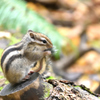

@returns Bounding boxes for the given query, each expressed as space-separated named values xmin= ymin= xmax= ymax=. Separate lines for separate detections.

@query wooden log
xmin=0 ymin=73 xmax=53 ymax=100
xmin=0 ymin=73 xmax=100 ymax=100
xmin=46 ymin=80 xmax=100 ymax=100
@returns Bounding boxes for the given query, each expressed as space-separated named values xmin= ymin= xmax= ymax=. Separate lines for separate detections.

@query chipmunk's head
xmin=23 ymin=30 xmax=53 ymax=61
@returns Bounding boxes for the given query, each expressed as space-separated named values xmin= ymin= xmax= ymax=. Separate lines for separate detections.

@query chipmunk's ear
xmin=28 ymin=30 xmax=35 ymax=40
xmin=30 ymin=33 xmax=35 ymax=40
xmin=28 ymin=30 xmax=33 ymax=33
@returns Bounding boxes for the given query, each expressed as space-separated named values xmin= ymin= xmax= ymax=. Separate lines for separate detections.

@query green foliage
xmin=9 ymin=36 xmax=20 ymax=45
xmin=0 ymin=87 xmax=3 ymax=91
xmin=0 ymin=0 xmax=64 ymax=59
xmin=0 ymin=75 xmax=4 ymax=79
xmin=44 ymin=88 xmax=50 ymax=99
xmin=43 ymin=83 xmax=52 ymax=99
xmin=5 ymin=80 xmax=9 ymax=84
xmin=89 ymin=40 xmax=100 ymax=48
xmin=46 ymin=76 xmax=56 ymax=80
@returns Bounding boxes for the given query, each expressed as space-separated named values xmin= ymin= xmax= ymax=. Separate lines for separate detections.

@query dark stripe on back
xmin=1 ymin=43 xmax=23 ymax=67
xmin=5 ymin=54 xmax=22 ymax=73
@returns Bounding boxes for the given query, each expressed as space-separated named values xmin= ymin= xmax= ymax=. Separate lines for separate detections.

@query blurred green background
xmin=0 ymin=0 xmax=100 ymax=94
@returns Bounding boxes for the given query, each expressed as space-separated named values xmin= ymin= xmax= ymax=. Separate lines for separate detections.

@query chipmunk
xmin=0 ymin=30 xmax=53 ymax=85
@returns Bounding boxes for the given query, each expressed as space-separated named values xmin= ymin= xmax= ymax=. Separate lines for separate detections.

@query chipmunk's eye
xmin=42 ymin=40 xmax=47 ymax=43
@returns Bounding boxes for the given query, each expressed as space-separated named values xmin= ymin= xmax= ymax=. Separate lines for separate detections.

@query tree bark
xmin=46 ymin=80 xmax=100 ymax=100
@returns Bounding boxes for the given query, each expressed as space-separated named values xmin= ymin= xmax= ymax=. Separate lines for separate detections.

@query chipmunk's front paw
xmin=28 ymin=71 xmax=34 ymax=75
xmin=22 ymin=75 xmax=30 ymax=82
xmin=22 ymin=71 xmax=34 ymax=82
